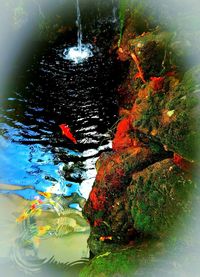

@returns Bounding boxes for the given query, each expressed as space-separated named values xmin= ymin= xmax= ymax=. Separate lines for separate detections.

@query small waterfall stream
xmin=63 ymin=0 xmax=93 ymax=64
xmin=76 ymin=0 xmax=82 ymax=51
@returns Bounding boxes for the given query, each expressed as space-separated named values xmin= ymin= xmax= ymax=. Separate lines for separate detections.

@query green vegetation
xmin=118 ymin=0 xmax=129 ymax=47
xmin=129 ymin=159 xmax=195 ymax=236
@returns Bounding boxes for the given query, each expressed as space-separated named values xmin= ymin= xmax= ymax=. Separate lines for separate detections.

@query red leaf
xmin=150 ymin=76 xmax=165 ymax=91
xmin=173 ymin=153 xmax=191 ymax=171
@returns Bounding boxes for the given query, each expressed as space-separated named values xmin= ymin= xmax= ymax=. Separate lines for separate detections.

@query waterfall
xmin=76 ymin=0 xmax=82 ymax=52
xmin=112 ymin=0 xmax=118 ymax=23
xmin=63 ymin=0 xmax=93 ymax=64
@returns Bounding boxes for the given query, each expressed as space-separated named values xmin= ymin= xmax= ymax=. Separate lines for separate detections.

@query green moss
xmin=136 ymin=102 xmax=160 ymax=132
xmin=79 ymin=240 xmax=163 ymax=277
xmin=158 ymin=112 xmax=198 ymax=161
xmin=131 ymin=64 xmax=200 ymax=161
xmin=128 ymin=159 xmax=196 ymax=237
xmin=118 ymin=0 xmax=129 ymax=47
xmin=135 ymin=98 xmax=142 ymax=104
xmin=80 ymin=233 xmax=200 ymax=277
xmin=80 ymin=248 xmax=136 ymax=277
xmin=160 ymin=66 xmax=200 ymax=161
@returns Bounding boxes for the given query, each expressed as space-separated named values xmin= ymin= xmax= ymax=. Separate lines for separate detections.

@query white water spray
xmin=63 ymin=0 xmax=93 ymax=64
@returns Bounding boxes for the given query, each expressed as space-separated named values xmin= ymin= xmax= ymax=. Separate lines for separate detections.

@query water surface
xmin=0 ymin=21 xmax=120 ymax=275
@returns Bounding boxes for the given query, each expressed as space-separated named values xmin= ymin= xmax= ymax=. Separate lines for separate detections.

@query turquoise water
xmin=0 ymin=136 xmax=81 ymax=200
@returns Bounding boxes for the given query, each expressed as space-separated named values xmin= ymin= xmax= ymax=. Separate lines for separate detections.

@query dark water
xmin=0 ymin=35 xmax=120 ymax=205
xmin=0 ymin=8 xmax=122 ymax=273
xmin=0 ymin=35 xmax=121 ymax=277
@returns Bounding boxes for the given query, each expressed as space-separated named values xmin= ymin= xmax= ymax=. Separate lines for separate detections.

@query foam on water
xmin=63 ymin=43 xmax=93 ymax=64
xmin=63 ymin=0 xmax=93 ymax=64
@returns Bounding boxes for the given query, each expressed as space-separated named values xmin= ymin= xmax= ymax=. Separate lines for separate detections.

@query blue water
xmin=0 ymin=136 xmax=81 ymax=200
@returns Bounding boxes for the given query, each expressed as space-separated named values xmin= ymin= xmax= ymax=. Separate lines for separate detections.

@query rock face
xmin=81 ymin=1 xmax=199 ymax=276
xmin=83 ymin=146 xmax=172 ymax=254
xmin=129 ymin=159 xmax=194 ymax=237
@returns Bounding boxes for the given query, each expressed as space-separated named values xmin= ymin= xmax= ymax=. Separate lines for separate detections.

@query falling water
xmin=111 ymin=0 xmax=118 ymax=23
xmin=76 ymin=0 xmax=82 ymax=51
xmin=63 ymin=0 xmax=93 ymax=64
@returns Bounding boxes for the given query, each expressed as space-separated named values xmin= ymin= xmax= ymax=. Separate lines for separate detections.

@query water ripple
xmin=0 ymin=39 xmax=119 ymax=202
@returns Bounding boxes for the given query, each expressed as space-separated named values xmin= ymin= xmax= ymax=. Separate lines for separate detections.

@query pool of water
xmin=0 ymin=18 xmax=121 ymax=275
xmin=0 ymin=38 xmax=119 ymax=202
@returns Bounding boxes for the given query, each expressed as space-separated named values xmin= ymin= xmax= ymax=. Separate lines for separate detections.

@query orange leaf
xmin=99 ymin=236 xmax=112 ymax=241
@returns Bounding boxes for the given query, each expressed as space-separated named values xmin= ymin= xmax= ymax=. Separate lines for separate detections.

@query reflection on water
xmin=0 ymin=38 xmax=118 ymax=200
xmin=10 ymin=194 xmax=90 ymax=274
xmin=0 ymin=194 xmax=90 ymax=276
xmin=0 ymin=22 xmax=120 ymax=274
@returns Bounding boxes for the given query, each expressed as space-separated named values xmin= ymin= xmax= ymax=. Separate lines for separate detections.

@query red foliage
xmin=112 ymin=118 xmax=133 ymax=151
xmin=96 ymin=168 xmax=106 ymax=182
xmin=166 ymin=71 xmax=176 ymax=77
xmin=131 ymin=52 xmax=146 ymax=83
xmin=134 ymin=72 xmax=144 ymax=81
xmin=150 ymin=76 xmax=165 ymax=91
xmin=89 ymin=188 xmax=107 ymax=211
xmin=173 ymin=153 xmax=191 ymax=171
xmin=30 ymin=203 xmax=37 ymax=210
xmin=115 ymin=167 xmax=125 ymax=177
xmin=106 ymin=167 xmax=125 ymax=188
xmin=112 ymin=118 xmax=140 ymax=151
xmin=117 ymin=117 xmax=130 ymax=133
xmin=94 ymin=219 xmax=103 ymax=227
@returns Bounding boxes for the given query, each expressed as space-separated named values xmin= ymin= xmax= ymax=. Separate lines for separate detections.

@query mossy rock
xmin=131 ymin=65 xmax=200 ymax=162
xmin=121 ymin=1 xmax=200 ymax=70
xmin=128 ymin=159 xmax=196 ymax=237
xmin=87 ymin=231 xmax=123 ymax=257
xmin=128 ymin=31 xmax=173 ymax=78
xmin=158 ymin=66 xmax=200 ymax=161
xmin=127 ymin=27 xmax=200 ymax=80
xmin=79 ymin=241 xmax=161 ymax=277
xmin=83 ymin=146 xmax=172 ymax=255
xmin=80 ymin=236 xmax=199 ymax=277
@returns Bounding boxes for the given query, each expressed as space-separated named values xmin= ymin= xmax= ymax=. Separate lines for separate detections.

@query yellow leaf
xmin=34 ymin=208 xmax=42 ymax=217
xmin=167 ymin=110 xmax=175 ymax=117
xmin=151 ymin=129 xmax=158 ymax=136
xmin=99 ymin=236 xmax=112 ymax=241
xmin=38 ymin=225 xmax=51 ymax=236
xmin=39 ymin=192 xmax=52 ymax=198
xmin=16 ymin=212 xmax=29 ymax=223
xmin=96 ymin=252 xmax=111 ymax=259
